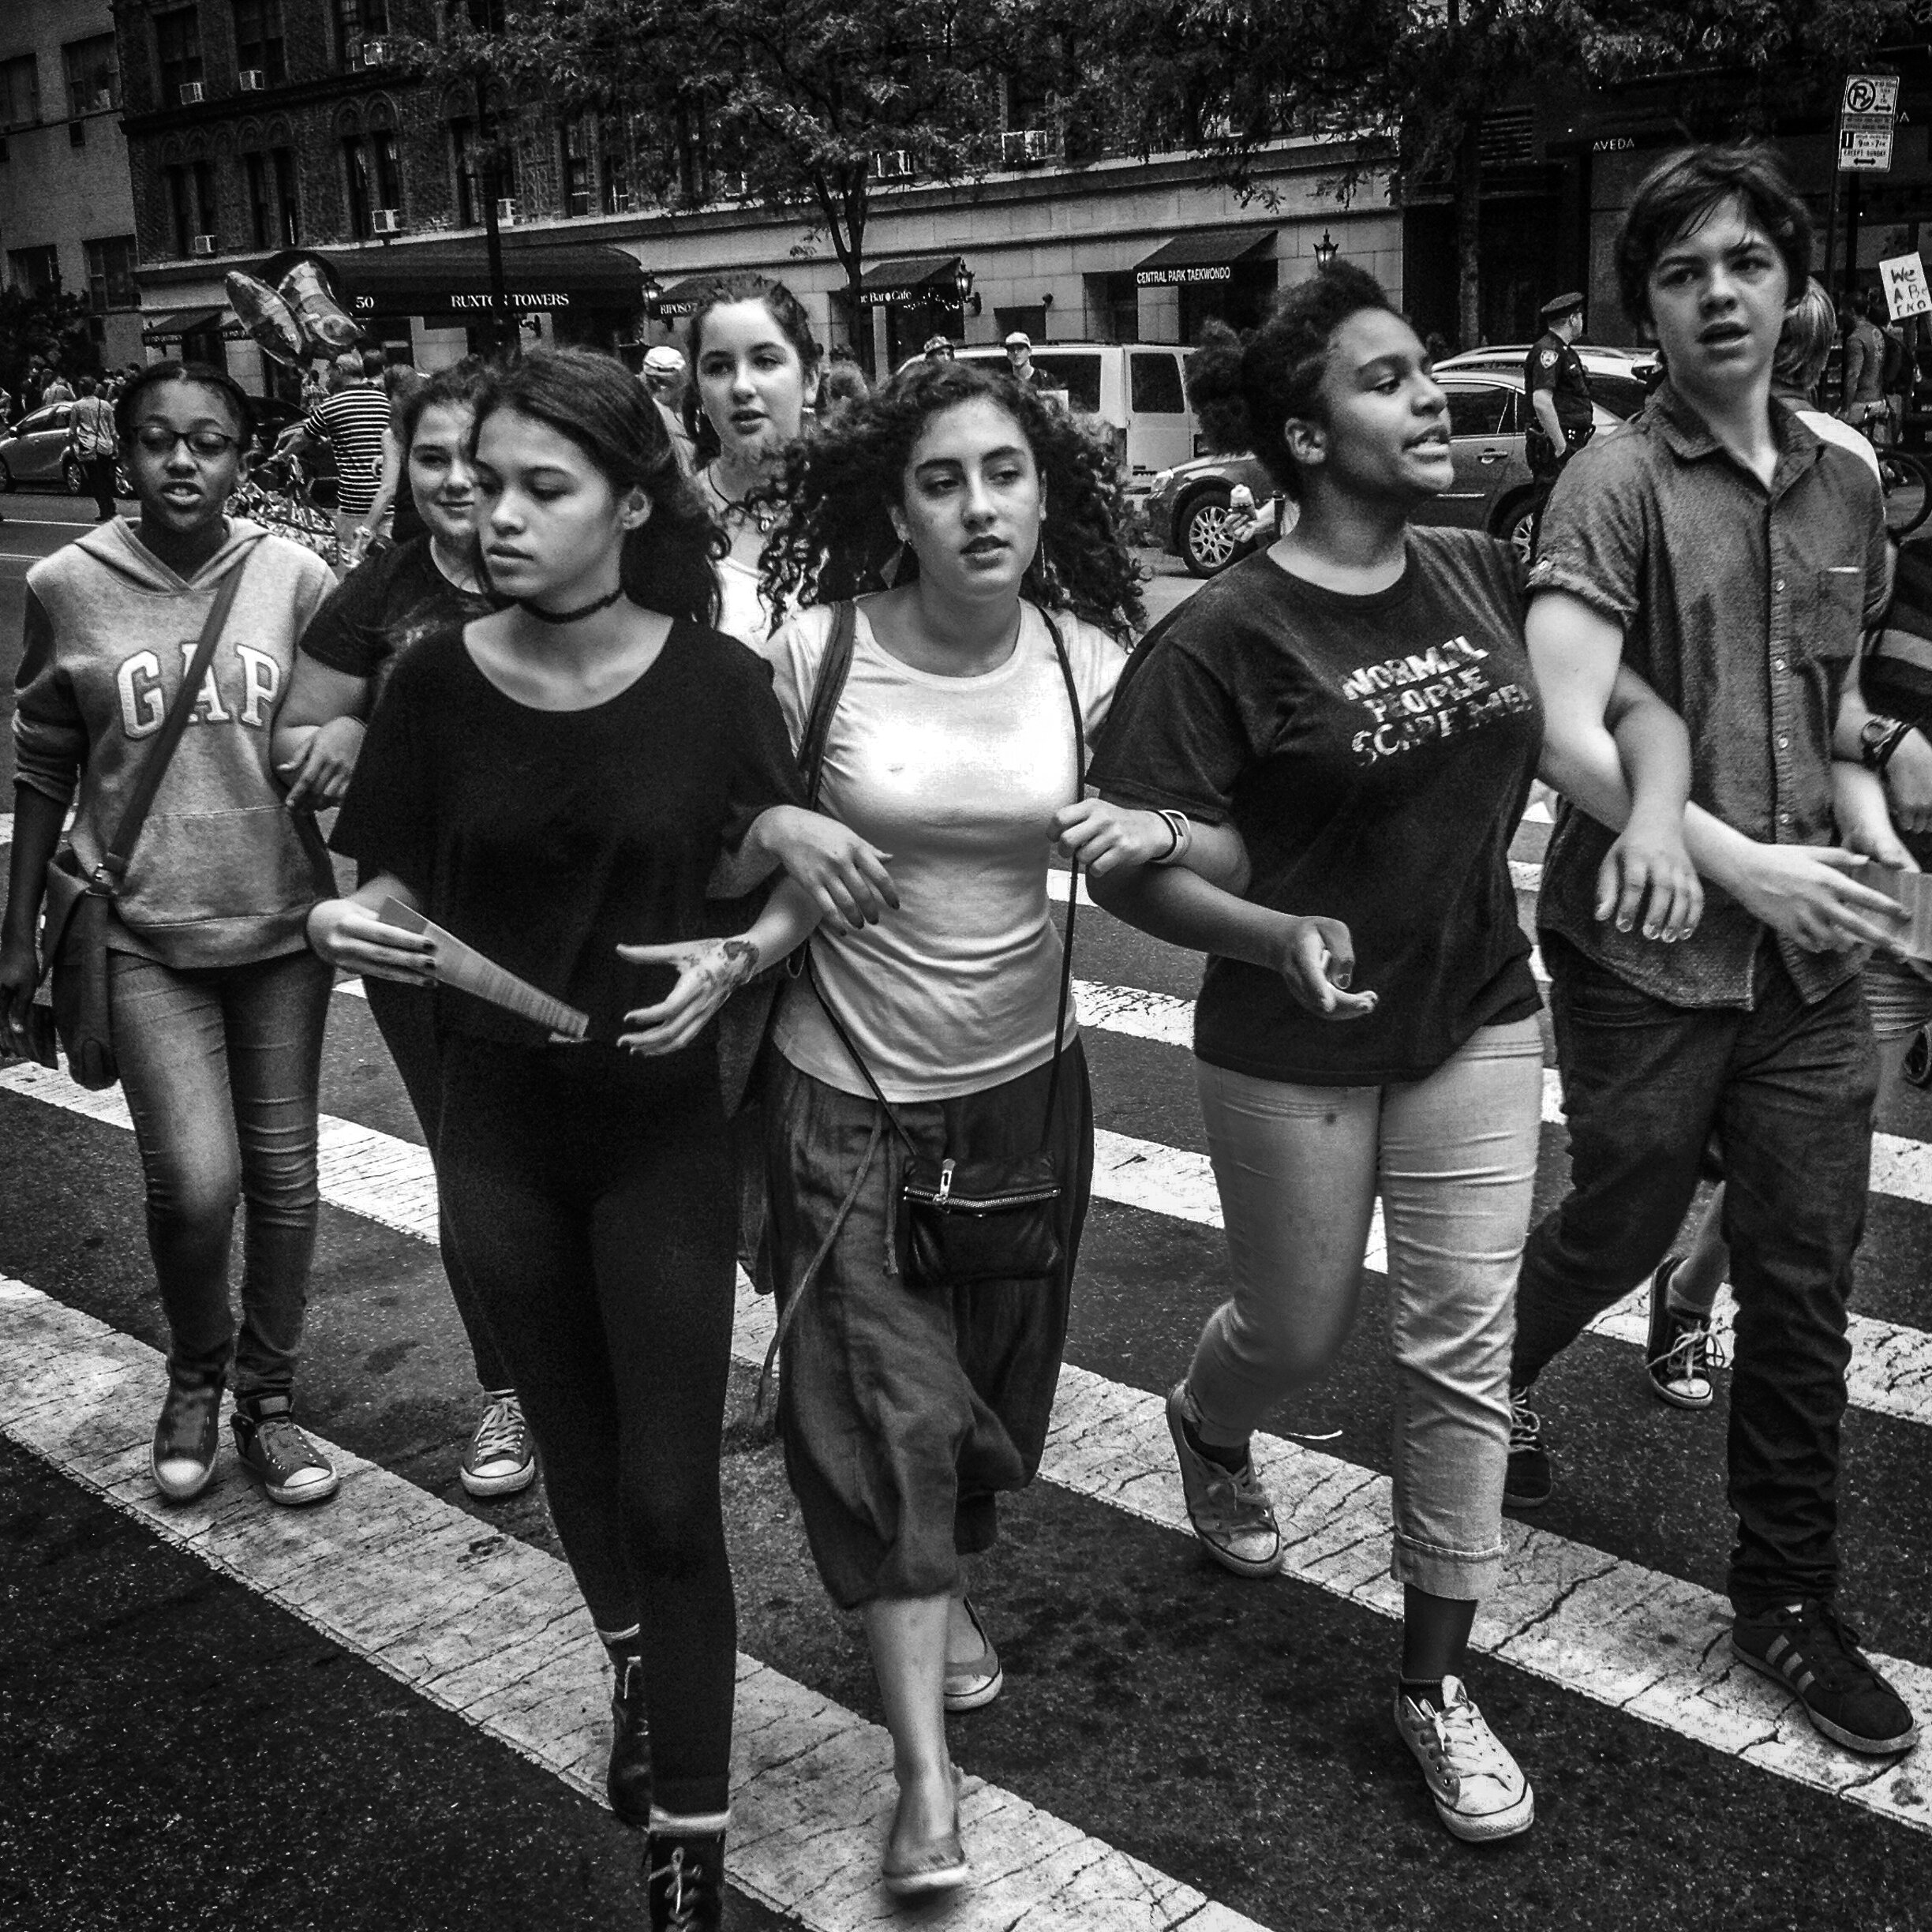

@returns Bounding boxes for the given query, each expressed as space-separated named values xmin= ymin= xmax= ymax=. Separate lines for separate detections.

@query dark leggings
xmin=437 ymin=1036 xmax=739 ymax=1817
xmin=360 ymin=976 xmax=512 ymax=1394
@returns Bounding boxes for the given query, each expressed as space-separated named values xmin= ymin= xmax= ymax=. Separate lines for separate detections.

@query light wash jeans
xmin=109 ymin=945 xmax=332 ymax=1402
xmin=1187 ymin=1018 xmax=1544 ymax=1601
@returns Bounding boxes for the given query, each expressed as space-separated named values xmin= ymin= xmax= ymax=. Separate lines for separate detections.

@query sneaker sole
xmin=150 ymin=1447 xmax=218 ymax=1503
xmin=459 ymin=1459 xmax=537 ymax=1499
xmin=1645 ymin=1372 xmax=1714 ymax=1411
xmin=1434 ymin=1784 xmax=1535 ymax=1844
xmin=1503 ymin=1476 xmax=1551 ymax=1511
xmin=243 ymin=1465 xmax=341 ymax=1507
xmin=1164 ymin=1399 xmax=1284 ymax=1578
xmin=943 ymin=1663 xmax=1004 ymax=1714
xmin=1730 ymin=1638 xmax=1922 ymax=1756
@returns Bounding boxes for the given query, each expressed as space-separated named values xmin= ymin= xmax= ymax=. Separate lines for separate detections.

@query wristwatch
xmin=1861 ymin=714 xmax=1915 ymax=773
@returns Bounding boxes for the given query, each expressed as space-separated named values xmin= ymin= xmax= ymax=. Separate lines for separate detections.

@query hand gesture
xmin=1051 ymin=799 xmax=1177 ymax=877
xmin=279 ymin=717 xmax=365 ymax=812
xmin=1594 ymin=814 xmax=1702 ymax=942
xmin=305 ymin=898 xmax=435 ymax=985
xmin=1272 ymin=915 xmax=1377 ymax=1021
xmin=616 ymin=936 xmax=759 ymax=1055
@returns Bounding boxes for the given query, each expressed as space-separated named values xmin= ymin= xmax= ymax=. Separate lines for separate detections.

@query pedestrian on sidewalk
xmin=277 ymin=348 xmax=391 ymax=575
xmin=66 ymin=375 xmax=121 ymax=522
xmin=305 ymin=347 xmax=824 ymax=1931
xmin=0 ymin=361 xmax=340 ymax=1511
xmin=751 ymin=359 xmax=1199 ymax=1898
xmin=1084 ymin=262 xmax=1700 ymax=1844
xmin=1503 ymin=142 xmax=1921 ymax=1762
xmin=269 ymin=358 xmax=539 ymax=1503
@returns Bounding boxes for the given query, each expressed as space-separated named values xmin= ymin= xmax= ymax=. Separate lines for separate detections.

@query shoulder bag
xmin=806 ymin=611 xmax=1084 ymax=1290
xmin=37 ymin=560 xmax=250 ymax=1090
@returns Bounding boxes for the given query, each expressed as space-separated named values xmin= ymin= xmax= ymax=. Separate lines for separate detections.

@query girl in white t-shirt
xmin=748 ymin=361 xmax=1248 ymax=1898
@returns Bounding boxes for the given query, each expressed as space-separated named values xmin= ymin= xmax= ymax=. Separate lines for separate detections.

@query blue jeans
xmin=109 ymin=945 xmax=333 ymax=1402
xmin=1514 ymin=936 xmax=1878 ymax=1612
xmin=1188 ymin=1020 xmax=1544 ymax=1602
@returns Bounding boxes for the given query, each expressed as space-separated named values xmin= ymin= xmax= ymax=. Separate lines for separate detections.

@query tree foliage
xmin=0 ymin=289 xmax=100 ymax=402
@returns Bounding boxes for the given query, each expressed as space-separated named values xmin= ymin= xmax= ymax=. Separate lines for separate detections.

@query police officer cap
xmin=1539 ymin=290 xmax=1586 ymax=322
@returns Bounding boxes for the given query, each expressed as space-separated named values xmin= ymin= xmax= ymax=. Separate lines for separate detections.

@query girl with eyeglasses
xmin=2 ymin=361 xmax=343 ymax=1511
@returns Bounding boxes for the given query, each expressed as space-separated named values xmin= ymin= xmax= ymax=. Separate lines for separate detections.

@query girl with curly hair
xmin=747 ymin=359 xmax=1243 ymax=1897
xmin=308 ymin=347 xmax=822 ymax=1931
xmin=684 ymin=272 xmax=821 ymax=642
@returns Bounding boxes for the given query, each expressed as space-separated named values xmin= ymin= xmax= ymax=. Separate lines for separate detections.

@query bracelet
xmin=1876 ymin=721 xmax=1915 ymax=774
xmin=1151 ymin=809 xmax=1193 ymax=867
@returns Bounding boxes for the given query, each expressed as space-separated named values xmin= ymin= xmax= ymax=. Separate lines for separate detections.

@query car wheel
xmin=1180 ymin=489 xmax=1240 ymax=578
xmin=1908 ymin=1026 xmax=1932 ymax=1090
xmin=62 ymin=455 xmax=88 ymax=496
xmin=1503 ymin=496 xmax=1539 ymax=567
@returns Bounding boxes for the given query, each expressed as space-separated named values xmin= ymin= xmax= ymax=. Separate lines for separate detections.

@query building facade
xmin=1 ymin=0 xmax=144 ymax=372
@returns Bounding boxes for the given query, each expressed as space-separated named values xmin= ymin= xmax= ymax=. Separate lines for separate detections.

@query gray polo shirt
xmin=1531 ymin=383 xmax=1890 ymax=1009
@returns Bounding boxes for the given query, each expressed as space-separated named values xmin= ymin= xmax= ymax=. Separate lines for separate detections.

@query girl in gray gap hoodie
xmin=0 ymin=361 xmax=341 ymax=1511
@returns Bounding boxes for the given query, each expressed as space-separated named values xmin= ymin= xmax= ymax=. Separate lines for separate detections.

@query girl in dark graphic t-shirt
xmin=306 ymin=350 xmax=823 ymax=1932
xmin=1087 ymin=268 xmax=1700 ymax=1847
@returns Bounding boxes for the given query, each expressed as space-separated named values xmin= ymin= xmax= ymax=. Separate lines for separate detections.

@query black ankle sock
xmin=1180 ymin=1412 xmax=1249 ymax=1474
xmin=1401 ymin=1677 xmax=1446 ymax=1713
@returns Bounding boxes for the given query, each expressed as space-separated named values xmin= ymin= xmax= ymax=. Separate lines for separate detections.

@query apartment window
xmin=63 ymin=36 xmax=119 ymax=117
xmin=164 ymin=162 xmax=217 ymax=253
xmin=450 ymin=118 xmax=477 ymax=226
xmin=0 ymin=53 xmax=41 ymax=129
xmin=233 ymin=0 xmax=288 ymax=86
xmin=560 ymin=118 xmax=592 ymax=218
xmin=343 ymin=129 xmax=399 ymax=237
xmin=8 ymin=246 xmax=60 ymax=295
xmin=166 ymin=167 xmax=193 ymax=253
xmin=600 ymin=119 xmax=636 ymax=215
xmin=335 ymin=0 xmax=391 ymax=66
xmin=245 ymin=148 xmax=298 ymax=249
xmin=84 ymin=236 xmax=138 ymax=309
xmin=155 ymin=10 xmax=204 ymax=103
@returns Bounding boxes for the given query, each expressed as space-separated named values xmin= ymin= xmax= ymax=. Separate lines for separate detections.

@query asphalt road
xmin=6 ymin=496 xmax=1932 ymax=1931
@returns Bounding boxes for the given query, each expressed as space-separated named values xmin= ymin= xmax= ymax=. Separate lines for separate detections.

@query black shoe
xmin=646 ymin=1825 xmax=725 ymax=1932
xmin=606 ymin=1647 xmax=652 ymax=1827
xmin=1504 ymin=1387 xmax=1552 ymax=1508
xmin=152 ymin=1372 xmax=223 ymax=1502
xmin=1645 ymin=1258 xmax=1725 ymax=1410
xmin=1732 ymin=1601 xmax=1919 ymax=1756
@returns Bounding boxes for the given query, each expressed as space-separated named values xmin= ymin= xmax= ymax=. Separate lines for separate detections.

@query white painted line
xmin=1511 ymin=860 xmax=1543 ymax=893
xmin=1046 ymin=868 xmax=1095 ymax=908
xmin=0 ymin=1274 xmax=1267 ymax=1932
xmin=0 ymin=812 xmax=10 ymax=847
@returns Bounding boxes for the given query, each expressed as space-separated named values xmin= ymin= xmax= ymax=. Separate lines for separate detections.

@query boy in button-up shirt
xmin=1507 ymin=144 xmax=1919 ymax=1759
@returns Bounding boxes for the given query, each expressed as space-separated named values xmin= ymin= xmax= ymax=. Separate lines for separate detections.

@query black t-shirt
xmin=1088 ymin=530 xmax=1543 ymax=1085
xmin=1526 ymin=330 xmax=1594 ymax=437
xmin=329 ymin=619 xmax=804 ymax=1053
xmin=300 ymin=535 xmax=495 ymax=698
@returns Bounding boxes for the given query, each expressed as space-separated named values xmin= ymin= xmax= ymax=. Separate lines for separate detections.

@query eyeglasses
xmin=133 ymin=426 xmax=241 ymax=459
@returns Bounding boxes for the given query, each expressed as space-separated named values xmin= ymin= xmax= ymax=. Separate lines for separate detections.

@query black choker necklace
xmin=518 ymin=585 xmax=627 ymax=624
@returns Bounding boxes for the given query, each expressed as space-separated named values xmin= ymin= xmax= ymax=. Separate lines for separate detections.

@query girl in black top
xmin=272 ymin=361 xmax=539 ymax=1505
xmin=307 ymin=349 xmax=819 ymax=1931
xmin=1088 ymin=267 xmax=1697 ymax=1847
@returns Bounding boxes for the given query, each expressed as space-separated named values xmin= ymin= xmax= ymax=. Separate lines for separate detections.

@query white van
xmin=895 ymin=342 xmax=1196 ymax=493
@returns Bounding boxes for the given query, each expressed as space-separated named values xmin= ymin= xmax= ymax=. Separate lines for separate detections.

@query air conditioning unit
xmin=871 ymin=149 xmax=912 ymax=180
xmin=238 ymin=69 xmax=264 ymax=91
xmin=361 ymin=38 xmax=391 ymax=66
xmin=90 ymin=89 xmax=114 ymax=110
xmin=371 ymin=208 xmax=402 ymax=234
xmin=495 ymin=197 xmax=518 ymax=224
xmin=191 ymin=233 xmax=219 ymax=255
xmin=178 ymin=80 xmax=204 ymax=104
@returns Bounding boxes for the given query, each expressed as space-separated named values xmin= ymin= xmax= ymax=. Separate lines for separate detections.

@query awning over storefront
xmin=320 ymin=238 xmax=644 ymax=319
xmin=141 ymin=305 xmax=226 ymax=343
xmin=859 ymin=254 xmax=969 ymax=308
xmin=650 ymin=274 xmax=729 ymax=320
xmin=1133 ymin=229 xmax=1275 ymax=287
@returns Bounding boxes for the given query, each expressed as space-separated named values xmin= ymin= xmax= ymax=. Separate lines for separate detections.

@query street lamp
xmin=950 ymin=260 xmax=975 ymax=306
xmin=1312 ymin=229 xmax=1339 ymax=268
xmin=640 ymin=271 xmax=664 ymax=320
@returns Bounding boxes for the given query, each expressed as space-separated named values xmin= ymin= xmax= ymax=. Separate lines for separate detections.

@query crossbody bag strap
xmin=797 ymin=599 xmax=858 ymax=809
xmin=803 ymin=946 xmax=920 ymax=1159
xmin=1040 ymin=609 xmax=1083 ymax=1153
xmin=98 ymin=553 xmax=251 ymax=886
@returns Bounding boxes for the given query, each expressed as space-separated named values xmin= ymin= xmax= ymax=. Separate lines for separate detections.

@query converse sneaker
xmin=1732 ymin=1600 xmax=1919 ymax=1756
xmin=606 ymin=1645 xmax=652 ymax=1827
xmin=1165 ymin=1380 xmax=1282 ymax=1578
xmin=151 ymin=1374 xmax=223 ymax=1503
xmin=231 ymin=1396 xmax=339 ymax=1507
xmin=1645 ymin=1258 xmax=1724 ymax=1409
xmin=1395 ymin=1676 xmax=1535 ymax=1843
xmin=645 ymin=1820 xmax=727 ymax=1931
xmin=1503 ymin=1387 xmax=1552 ymax=1508
xmin=460 ymin=1392 xmax=537 ymax=1498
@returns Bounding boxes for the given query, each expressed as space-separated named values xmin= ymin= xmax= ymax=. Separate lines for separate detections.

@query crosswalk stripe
xmin=7 ymin=1061 xmax=1932 ymax=1837
xmin=0 ymin=1275 xmax=1264 ymax=1932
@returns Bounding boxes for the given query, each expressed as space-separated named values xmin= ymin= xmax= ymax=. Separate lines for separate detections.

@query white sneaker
xmin=1165 ymin=1381 xmax=1282 ymax=1578
xmin=1395 ymin=1676 xmax=1534 ymax=1842
xmin=460 ymin=1393 xmax=537 ymax=1498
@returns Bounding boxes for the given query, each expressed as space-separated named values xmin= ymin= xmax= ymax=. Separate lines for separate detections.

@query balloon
xmin=225 ymin=270 xmax=305 ymax=366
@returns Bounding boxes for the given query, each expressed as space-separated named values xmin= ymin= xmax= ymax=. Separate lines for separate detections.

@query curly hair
xmin=1185 ymin=262 xmax=1398 ymax=499
xmin=682 ymin=273 xmax=822 ymax=464
xmin=759 ymin=360 xmax=1144 ymax=640
xmin=470 ymin=346 xmax=724 ymax=627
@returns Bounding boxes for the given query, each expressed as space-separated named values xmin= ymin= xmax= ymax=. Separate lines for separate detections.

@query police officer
xmin=1525 ymin=290 xmax=1595 ymax=477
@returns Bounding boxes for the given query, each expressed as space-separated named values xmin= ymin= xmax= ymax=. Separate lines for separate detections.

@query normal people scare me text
xmin=1344 ymin=633 xmax=1533 ymax=765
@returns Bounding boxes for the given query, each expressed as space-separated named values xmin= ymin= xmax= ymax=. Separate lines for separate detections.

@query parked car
xmin=895 ymin=341 xmax=1196 ymax=492
xmin=1147 ymin=369 xmax=1624 ymax=577
xmin=1432 ymin=343 xmax=1663 ymax=421
xmin=0 ymin=402 xmax=125 ymax=498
